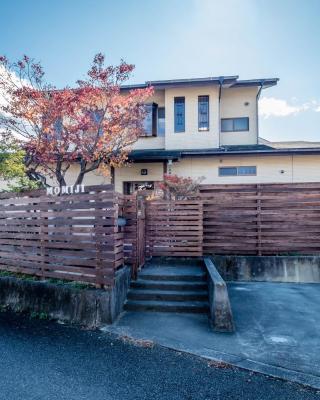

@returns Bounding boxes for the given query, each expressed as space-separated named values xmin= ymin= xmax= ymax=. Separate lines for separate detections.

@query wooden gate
xmin=119 ymin=193 xmax=146 ymax=277
xmin=145 ymin=199 xmax=203 ymax=257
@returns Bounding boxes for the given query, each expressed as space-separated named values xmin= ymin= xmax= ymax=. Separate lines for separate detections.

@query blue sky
xmin=1 ymin=0 xmax=320 ymax=142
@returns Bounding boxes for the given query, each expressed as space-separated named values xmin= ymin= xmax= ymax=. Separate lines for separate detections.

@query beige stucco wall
xmin=164 ymin=85 xmax=220 ymax=150
xmin=54 ymin=155 xmax=320 ymax=191
xmin=170 ymin=155 xmax=320 ymax=184
xmin=43 ymin=164 xmax=111 ymax=187
xmin=127 ymin=85 xmax=260 ymax=151
xmin=1 ymin=155 xmax=320 ymax=194
xmin=220 ymin=87 xmax=258 ymax=146
xmin=114 ymin=162 xmax=164 ymax=193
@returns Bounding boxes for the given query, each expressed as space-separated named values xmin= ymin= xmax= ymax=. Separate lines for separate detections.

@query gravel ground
xmin=0 ymin=312 xmax=319 ymax=400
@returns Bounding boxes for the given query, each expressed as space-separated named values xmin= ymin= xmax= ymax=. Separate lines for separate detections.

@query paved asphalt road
xmin=0 ymin=312 xmax=319 ymax=400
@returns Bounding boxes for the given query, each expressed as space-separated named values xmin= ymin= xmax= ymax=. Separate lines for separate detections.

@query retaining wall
xmin=213 ymin=256 xmax=320 ymax=283
xmin=0 ymin=266 xmax=131 ymax=327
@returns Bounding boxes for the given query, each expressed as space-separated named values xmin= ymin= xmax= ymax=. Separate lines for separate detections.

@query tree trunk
xmin=55 ymin=159 xmax=67 ymax=188
xmin=74 ymin=172 xmax=85 ymax=186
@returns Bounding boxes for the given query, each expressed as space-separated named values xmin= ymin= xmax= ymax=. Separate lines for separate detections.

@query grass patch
xmin=30 ymin=311 xmax=50 ymax=320
xmin=0 ymin=270 xmax=95 ymax=290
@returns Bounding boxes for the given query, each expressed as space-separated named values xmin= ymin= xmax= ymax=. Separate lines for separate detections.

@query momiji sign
xmin=46 ymin=184 xmax=85 ymax=196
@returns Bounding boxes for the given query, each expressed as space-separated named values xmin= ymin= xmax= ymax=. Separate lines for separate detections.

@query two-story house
xmin=109 ymin=75 xmax=320 ymax=194
xmin=5 ymin=75 xmax=319 ymax=193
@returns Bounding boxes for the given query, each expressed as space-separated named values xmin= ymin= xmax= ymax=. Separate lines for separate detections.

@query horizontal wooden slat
xmin=146 ymin=199 xmax=203 ymax=257
xmin=200 ymin=182 xmax=320 ymax=255
xmin=0 ymin=186 xmax=123 ymax=285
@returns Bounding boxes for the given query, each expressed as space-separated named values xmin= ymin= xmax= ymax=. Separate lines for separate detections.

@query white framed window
xmin=221 ymin=117 xmax=249 ymax=132
xmin=198 ymin=95 xmax=209 ymax=131
xmin=219 ymin=166 xmax=257 ymax=176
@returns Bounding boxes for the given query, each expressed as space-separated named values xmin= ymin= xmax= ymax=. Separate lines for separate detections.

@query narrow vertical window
xmin=157 ymin=107 xmax=165 ymax=136
xmin=198 ymin=95 xmax=209 ymax=131
xmin=142 ymin=103 xmax=157 ymax=136
xmin=174 ymin=97 xmax=185 ymax=133
xmin=53 ymin=117 xmax=63 ymax=139
xmin=89 ymin=109 xmax=104 ymax=136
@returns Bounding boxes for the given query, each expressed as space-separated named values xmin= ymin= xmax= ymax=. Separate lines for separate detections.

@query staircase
xmin=124 ymin=259 xmax=209 ymax=314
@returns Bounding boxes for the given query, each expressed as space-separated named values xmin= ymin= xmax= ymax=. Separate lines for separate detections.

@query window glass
xmin=221 ymin=117 xmax=249 ymax=132
xmin=143 ymin=104 xmax=153 ymax=136
xmin=219 ymin=167 xmax=238 ymax=176
xmin=174 ymin=97 xmax=185 ymax=132
xmin=238 ymin=166 xmax=256 ymax=175
xmin=234 ymin=117 xmax=249 ymax=131
xmin=221 ymin=119 xmax=234 ymax=132
xmin=198 ymin=95 xmax=209 ymax=131
xmin=89 ymin=109 xmax=104 ymax=136
xmin=219 ymin=166 xmax=257 ymax=176
xmin=142 ymin=104 xmax=157 ymax=136
xmin=157 ymin=107 xmax=165 ymax=136
xmin=53 ymin=118 xmax=63 ymax=139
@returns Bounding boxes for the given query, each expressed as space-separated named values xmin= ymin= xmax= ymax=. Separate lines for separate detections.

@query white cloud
xmin=260 ymin=97 xmax=304 ymax=118
xmin=260 ymin=97 xmax=320 ymax=118
xmin=0 ymin=65 xmax=22 ymax=111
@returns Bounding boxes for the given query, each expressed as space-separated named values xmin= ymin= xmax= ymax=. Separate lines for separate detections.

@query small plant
xmin=159 ymin=174 xmax=204 ymax=200
xmin=69 ymin=281 xmax=92 ymax=290
xmin=30 ymin=311 xmax=49 ymax=320
xmin=0 ymin=271 xmax=13 ymax=277
xmin=0 ymin=304 xmax=9 ymax=312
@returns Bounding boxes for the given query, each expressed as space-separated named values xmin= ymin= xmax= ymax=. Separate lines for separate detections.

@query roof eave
xmin=181 ymin=148 xmax=320 ymax=157
xmin=231 ymin=78 xmax=279 ymax=89
xmin=120 ymin=76 xmax=279 ymax=91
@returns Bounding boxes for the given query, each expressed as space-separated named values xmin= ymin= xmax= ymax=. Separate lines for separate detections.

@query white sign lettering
xmin=47 ymin=184 xmax=85 ymax=196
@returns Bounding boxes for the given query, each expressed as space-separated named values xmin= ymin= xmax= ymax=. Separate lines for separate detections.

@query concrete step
xmin=139 ymin=266 xmax=206 ymax=282
xmin=124 ymin=299 xmax=209 ymax=314
xmin=131 ymin=279 xmax=208 ymax=291
xmin=127 ymin=289 xmax=208 ymax=302
xmin=138 ymin=272 xmax=206 ymax=282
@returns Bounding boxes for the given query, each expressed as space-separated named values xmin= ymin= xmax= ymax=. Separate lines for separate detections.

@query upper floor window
xmin=219 ymin=166 xmax=257 ymax=176
xmin=53 ymin=117 xmax=63 ymax=139
xmin=221 ymin=117 xmax=249 ymax=132
xmin=89 ymin=109 xmax=104 ymax=136
xmin=157 ymin=107 xmax=165 ymax=137
xmin=142 ymin=103 xmax=157 ymax=137
xmin=198 ymin=95 xmax=209 ymax=131
xmin=174 ymin=97 xmax=185 ymax=133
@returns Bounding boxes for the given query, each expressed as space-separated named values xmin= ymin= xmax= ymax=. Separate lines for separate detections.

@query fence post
xmin=95 ymin=189 xmax=103 ymax=289
xmin=257 ymin=184 xmax=262 ymax=256
xmin=39 ymin=198 xmax=46 ymax=279
xmin=199 ymin=198 xmax=204 ymax=256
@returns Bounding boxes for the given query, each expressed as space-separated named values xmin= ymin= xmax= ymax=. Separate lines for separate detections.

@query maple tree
xmin=0 ymin=53 xmax=153 ymax=187
xmin=159 ymin=174 xmax=204 ymax=200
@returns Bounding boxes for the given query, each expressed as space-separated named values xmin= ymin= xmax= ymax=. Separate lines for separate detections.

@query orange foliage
xmin=0 ymin=53 xmax=153 ymax=186
xmin=159 ymin=174 xmax=204 ymax=200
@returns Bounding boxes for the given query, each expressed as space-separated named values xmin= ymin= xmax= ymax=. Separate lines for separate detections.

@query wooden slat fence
xmin=146 ymin=199 xmax=203 ymax=257
xmin=1 ymin=181 xmax=320 ymax=285
xmin=0 ymin=185 xmax=123 ymax=286
xmin=117 ymin=193 xmax=146 ymax=277
xmin=200 ymin=183 xmax=320 ymax=255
